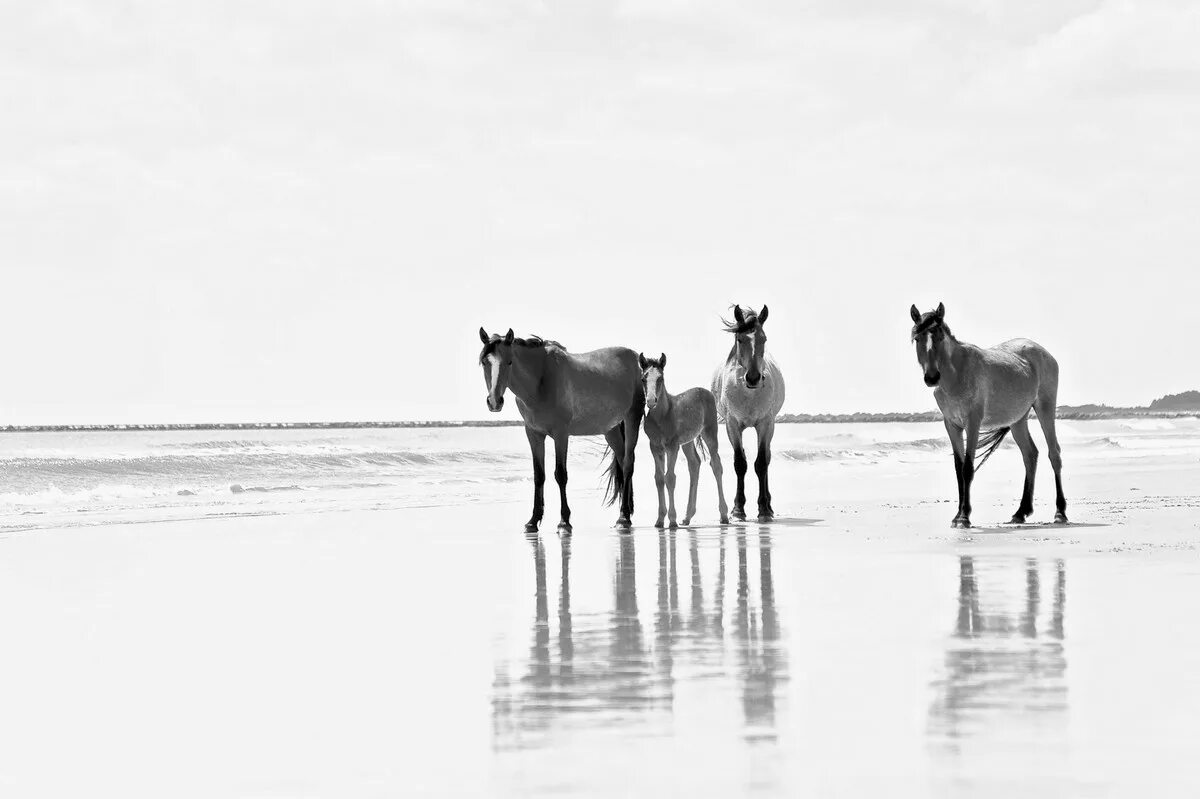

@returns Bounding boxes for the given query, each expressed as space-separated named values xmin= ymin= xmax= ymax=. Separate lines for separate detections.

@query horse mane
xmin=515 ymin=335 xmax=565 ymax=351
xmin=720 ymin=308 xmax=759 ymax=335
xmin=912 ymin=313 xmax=953 ymax=340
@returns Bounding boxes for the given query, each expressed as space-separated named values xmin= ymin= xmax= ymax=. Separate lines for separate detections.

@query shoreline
xmin=2 ymin=410 xmax=1197 ymax=433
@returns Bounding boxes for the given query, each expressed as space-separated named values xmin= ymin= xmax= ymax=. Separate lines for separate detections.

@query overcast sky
xmin=3 ymin=0 xmax=1199 ymax=424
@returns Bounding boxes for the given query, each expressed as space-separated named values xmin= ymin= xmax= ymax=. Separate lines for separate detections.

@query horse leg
xmin=524 ymin=428 xmax=546 ymax=533
xmin=1035 ymin=399 xmax=1068 ymax=524
xmin=665 ymin=445 xmax=681 ymax=529
xmin=754 ymin=419 xmax=775 ymax=521
xmin=682 ymin=441 xmax=701 ymax=526
xmin=619 ymin=410 xmax=642 ymax=528
xmin=704 ymin=425 xmax=730 ymax=524
xmin=942 ymin=419 xmax=965 ymax=527
xmin=604 ymin=426 xmax=628 ymax=529
xmin=726 ymin=418 xmax=748 ymax=520
xmin=552 ymin=433 xmax=572 ymax=535
xmin=1009 ymin=416 xmax=1038 ymax=524
xmin=651 ymin=443 xmax=667 ymax=529
xmin=955 ymin=416 xmax=982 ymax=529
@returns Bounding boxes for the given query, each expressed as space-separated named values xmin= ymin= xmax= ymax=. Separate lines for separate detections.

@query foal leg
xmin=1035 ymin=400 xmax=1068 ymax=524
xmin=651 ymin=443 xmax=667 ymax=529
xmin=665 ymin=445 xmax=680 ymax=530
xmin=955 ymin=416 xmax=982 ymax=529
xmin=1009 ymin=416 xmax=1038 ymax=524
xmin=754 ymin=419 xmax=776 ymax=521
xmin=681 ymin=441 xmax=701 ymax=526
xmin=552 ymin=433 xmax=572 ymax=535
xmin=525 ymin=428 xmax=547 ymax=533
xmin=726 ymin=418 xmax=748 ymax=520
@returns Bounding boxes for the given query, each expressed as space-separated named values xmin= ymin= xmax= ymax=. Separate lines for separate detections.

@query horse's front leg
xmin=651 ymin=444 xmax=667 ymax=529
xmin=525 ymin=428 xmax=546 ymax=533
xmin=552 ymin=433 xmax=572 ymax=535
xmin=726 ymin=418 xmax=748 ymax=520
xmin=754 ymin=419 xmax=775 ymax=522
xmin=955 ymin=417 xmax=981 ymax=529
xmin=943 ymin=419 xmax=965 ymax=528
xmin=665 ymin=445 xmax=680 ymax=529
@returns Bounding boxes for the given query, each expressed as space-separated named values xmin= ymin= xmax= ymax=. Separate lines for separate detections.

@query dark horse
xmin=479 ymin=328 xmax=644 ymax=533
xmin=910 ymin=303 xmax=1068 ymax=529
xmin=710 ymin=305 xmax=786 ymax=522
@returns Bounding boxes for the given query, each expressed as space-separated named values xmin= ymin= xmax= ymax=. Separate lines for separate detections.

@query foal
xmin=640 ymin=353 xmax=729 ymax=528
xmin=910 ymin=303 xmax=1068 ymax=529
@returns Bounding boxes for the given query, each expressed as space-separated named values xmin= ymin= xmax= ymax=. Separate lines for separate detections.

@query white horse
xmin=910 ymin=303 xmax=1068 ymax=529
xmin=711 ymin=305 xmax=786 ymax=522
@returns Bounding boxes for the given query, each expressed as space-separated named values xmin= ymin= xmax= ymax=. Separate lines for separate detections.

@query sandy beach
xmin=2 ymin=420 xmax=1200 ymax=796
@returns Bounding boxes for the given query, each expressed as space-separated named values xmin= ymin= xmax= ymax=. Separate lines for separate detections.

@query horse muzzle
xmin=924 ymin=371 xmax=941 ymax=387
xmin=744 ymin=375 xmax=763 ymax=390
xmin=487 ymin=395 xmax=504 ymax=412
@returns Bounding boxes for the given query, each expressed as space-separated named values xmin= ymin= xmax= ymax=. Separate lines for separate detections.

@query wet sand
xmin=2 ymin=434 xmax=1200 ymax=796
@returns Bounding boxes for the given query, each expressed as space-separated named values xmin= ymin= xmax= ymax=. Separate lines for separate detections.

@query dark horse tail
xmin=974 ymin=427 xmax=1010 ymax=470
xmin=602 ymin=422 xmax=626 ymax=507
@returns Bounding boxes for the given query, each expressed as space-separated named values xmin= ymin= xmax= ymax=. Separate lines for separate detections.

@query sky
xmin=3 ymin=0 xmax=1199 ymax=424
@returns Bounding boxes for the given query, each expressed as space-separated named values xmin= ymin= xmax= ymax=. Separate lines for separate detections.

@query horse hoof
xmin=1054 ymin=513 xmax=1069 ymax=525
xmin=951 ymin=518 xmax=971 ymax=529
xmin=1009 ymin=514 xmax=1027 ymax=525
xmin=615 ymin=517 xmax=632 ymax=530
xmin=669 ymin=521 xmax=678 ymax=530
xmin=731 ymin=510 xmax=747 ymax=521
xmin=719 ymin=516 xmax=730 ymax=525
xmin=681 ymin=517 xmax=693 ymax=527
xmin=524 ymin=522 xmax=540 ymax=533
xmin=556 ymin=522 xmax=573 ymax=536
xmin=654 ymin=519 xmax=665 ymax=530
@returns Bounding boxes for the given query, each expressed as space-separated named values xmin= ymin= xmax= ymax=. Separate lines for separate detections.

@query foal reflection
xmin=930 ymin=556 xmax=1068 ymax=746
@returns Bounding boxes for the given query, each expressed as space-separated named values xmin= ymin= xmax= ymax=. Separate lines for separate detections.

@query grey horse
xmin=711 ymin=305 xmax=786 ymax=522
xmin=910 ymin=303 xmax=1068 ymax=529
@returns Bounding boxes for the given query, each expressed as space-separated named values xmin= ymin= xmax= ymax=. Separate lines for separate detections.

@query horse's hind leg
xmin=1035 ymin=398 xmax=1068 ymax=524
xmin=1009 ymin=416 xmax=1038 ymax=524
xmin=665 ymin=445 xmax=681 ymax=529
xmin=681 ymin=441 xmax=701 ymax=526
xmin=726 ymin=418 xmax=748 ymax=520
xmin=704 ymin=425 xmax=729 ymax=524
xmin=620 ymin=408 xmax=642 ymax=527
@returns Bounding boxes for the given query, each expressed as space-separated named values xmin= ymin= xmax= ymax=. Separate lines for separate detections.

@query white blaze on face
xmin=486 ymin=353 xmax=501 ymax=401
xmin=644 ymin=367 xmax=662 ymax=408
xmin=925 ymin=334 xmax=935 ymax=356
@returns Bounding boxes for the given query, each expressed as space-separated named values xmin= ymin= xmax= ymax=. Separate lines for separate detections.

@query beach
xmin=3 ymin=420 xmax=1200 ymax=796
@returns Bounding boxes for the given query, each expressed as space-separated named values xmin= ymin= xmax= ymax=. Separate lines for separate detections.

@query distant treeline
xmin=3 ymin=391 xmax=1198 ymax=432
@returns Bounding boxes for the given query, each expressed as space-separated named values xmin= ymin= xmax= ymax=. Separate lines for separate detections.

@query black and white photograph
xmin=3 ymin=1 xmax=1200 ymax=796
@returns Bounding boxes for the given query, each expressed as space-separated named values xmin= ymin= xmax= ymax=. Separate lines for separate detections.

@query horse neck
xmin=937 ymin=333 xmax=972 ymax=392
xmin=649 ymin=379 xmax=674 ymax=419
xmin=508 ymin=345 xmax=547 ymax=402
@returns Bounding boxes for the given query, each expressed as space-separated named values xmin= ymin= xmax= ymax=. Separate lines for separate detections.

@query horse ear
xmin=910 ymin=305 xmax=921 ymax=323
xmin=503 ymin=329 xmax=515 ymax=345
xmin=479 ymin=327 xmax=489 ymax=344
xmin=660 ymin=353 xmax=667 ymax=369
xmin=759 ymin=305 xmax=769 ymax=325
xmin=733 ymin=305 xmax=745 ymax=325
xmin=638 ymin=353 xmax=648 ymax=370
xmin=935 ymin=302 xmax=945 ymax=320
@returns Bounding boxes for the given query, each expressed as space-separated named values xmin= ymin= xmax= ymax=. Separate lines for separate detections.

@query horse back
xmin=541 ymin=346 xmax=643 ymax=436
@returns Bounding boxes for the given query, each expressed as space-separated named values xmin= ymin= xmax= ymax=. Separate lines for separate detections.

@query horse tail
xmin=974 ymin=427 xmax=1010 ymax=471
xmin=602 ymin=423 xmax=626 ymax=507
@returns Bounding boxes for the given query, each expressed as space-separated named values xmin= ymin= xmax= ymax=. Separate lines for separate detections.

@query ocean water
xmin=3 ymin=417 xmax=1197 ymax=534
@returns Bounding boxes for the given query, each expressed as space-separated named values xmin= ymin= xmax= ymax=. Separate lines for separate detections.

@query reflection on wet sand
xmin=492 ymin=528 xmax=787 ymax=751
xmin=929 ymin=556 xmax=1068 ymax=749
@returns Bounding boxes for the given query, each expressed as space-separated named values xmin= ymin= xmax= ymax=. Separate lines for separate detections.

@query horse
xmin=710 ymin=305 xmax=786 ymax=522
xmin=909 ymin=303 xmax=1068 ymax=529
xmin=638 ymin=353 xmax=729 ymax=528
xmin=478 ymin=327 xmax=644 ymax=534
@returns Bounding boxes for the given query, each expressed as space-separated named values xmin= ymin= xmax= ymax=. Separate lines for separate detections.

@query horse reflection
xmin=493 ymin=528 xmax=786 ymax=750
xmin=929 ymin=556 xmax=1067 ymax=746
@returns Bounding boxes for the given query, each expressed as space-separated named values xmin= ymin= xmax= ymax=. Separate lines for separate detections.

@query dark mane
xmin=516 ymin=335 xmax=565 ymax=351
xmin=912 ymin=313 xmax=952 ymax=339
